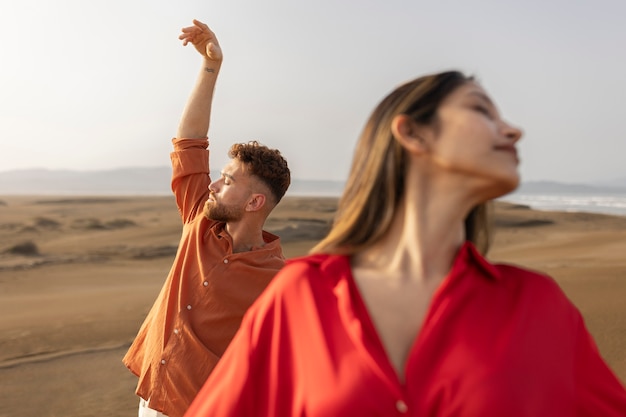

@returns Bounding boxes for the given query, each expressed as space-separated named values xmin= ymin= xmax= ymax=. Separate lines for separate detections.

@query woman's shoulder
xmin=492 ymin=261 xmax=552 ymax=282
xmin=247 ymin=253 xmax=350 ymax=303
xmin=490 ymin=261 xmax=577 ymax=312
xmin=468 ymin=243 xmax=567 ymax=301
xmin=492 ymin=261 xmax=554 ymax=285
xmin=242 ymin=254 xmax=352 ymax=334
xmin=274 ymin=253 xmax=351 ymax=288
xmin=285 ymin=252 xmax=348 ymax=270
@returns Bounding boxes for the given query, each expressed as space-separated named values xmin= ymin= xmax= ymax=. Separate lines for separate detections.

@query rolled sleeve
xmin=170 ymin=138 xmax=210 ymax=223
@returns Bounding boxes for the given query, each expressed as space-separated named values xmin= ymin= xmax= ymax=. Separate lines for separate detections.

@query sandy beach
xmin=1 ymin=195 xmax=625 ymax=417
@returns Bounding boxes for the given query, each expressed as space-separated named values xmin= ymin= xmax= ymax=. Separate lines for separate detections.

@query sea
xmin=500 ymin=192 xmax=626 ymax=217
xmin=289 ymin=180 xmax=626 ymax=218
xmin=291 ymin=190 xmax=626 ymax=218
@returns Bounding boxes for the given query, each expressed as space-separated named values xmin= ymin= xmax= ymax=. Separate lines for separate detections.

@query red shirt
xmin=123 ymin=138 xmax=285 ymax=417
xmin=185 ymin=242 xmax=626 ymax=416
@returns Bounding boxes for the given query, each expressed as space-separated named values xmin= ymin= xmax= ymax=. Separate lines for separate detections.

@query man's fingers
xmin=192 ymin=19 xmax=209 ymax=31
xmin=181 ymin=26 xmax=200 ymax=34
xmin=179 ymin=19 xmax=218 ymax=49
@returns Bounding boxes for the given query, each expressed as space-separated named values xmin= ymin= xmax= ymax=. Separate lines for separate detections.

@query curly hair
xmin=229 ymin=141 xmax=291 ymax=204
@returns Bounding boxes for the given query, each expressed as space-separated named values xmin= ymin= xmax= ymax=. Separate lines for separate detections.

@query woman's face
xmin=425 ymin=81 xmax=523 ymax=198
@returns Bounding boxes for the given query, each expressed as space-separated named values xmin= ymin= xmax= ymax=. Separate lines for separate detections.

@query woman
xmin=184 ymin=72 xmax=626 ymax=416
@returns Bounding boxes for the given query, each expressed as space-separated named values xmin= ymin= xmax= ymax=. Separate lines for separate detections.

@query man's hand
xmin=179 ymin=19 xmax=223 ymax=62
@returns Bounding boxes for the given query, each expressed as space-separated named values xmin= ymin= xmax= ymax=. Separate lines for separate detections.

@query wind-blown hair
xmin=229 ymin=141 xmax=291 ymax=204
xmin=311 ymin=71 xmax=492 ymax=255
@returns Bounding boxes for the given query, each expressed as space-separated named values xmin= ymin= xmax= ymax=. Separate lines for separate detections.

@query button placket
xmin=395 ymin=400 xmax=408 ymax=413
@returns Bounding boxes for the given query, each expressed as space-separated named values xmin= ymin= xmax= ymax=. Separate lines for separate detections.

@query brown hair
xmin=311 ymin=71 xmax=492 ymax=255
xmin=229 ymin=141 xmax=290 ymax=204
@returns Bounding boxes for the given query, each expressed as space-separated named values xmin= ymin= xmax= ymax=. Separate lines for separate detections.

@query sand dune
xmin=0 ymin=196 xmax=625 ymax=417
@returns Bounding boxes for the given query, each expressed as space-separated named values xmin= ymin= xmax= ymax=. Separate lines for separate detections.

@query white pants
xmin=138 ymin=398 xmax=168 ymax=417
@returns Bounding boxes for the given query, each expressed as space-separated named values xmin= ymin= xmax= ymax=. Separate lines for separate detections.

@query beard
xmin=203 ymin=200 xmax=244 ymax=223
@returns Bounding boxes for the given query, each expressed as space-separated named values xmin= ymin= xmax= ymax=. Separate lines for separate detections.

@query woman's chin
xmin=482 ymin=175 xmax=520 ymax=201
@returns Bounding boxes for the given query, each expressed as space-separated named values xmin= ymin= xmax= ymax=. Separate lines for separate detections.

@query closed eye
xmin=473 ymin=104 xmax=494 ymax=119
xmin=220 ymin=172 xmax=235 ymax=185
xmin=473 ymin=105 xmax=489 ymax=114
xmin=467 ymin=91 xmax=498 ymax=120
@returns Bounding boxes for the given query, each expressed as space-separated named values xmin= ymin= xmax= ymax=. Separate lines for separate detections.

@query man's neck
xmin=225 ymin=221 xmax=266 ymax=253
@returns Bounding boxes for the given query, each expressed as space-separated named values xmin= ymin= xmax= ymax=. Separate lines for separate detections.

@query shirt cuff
xmin=171 ymin=137 xmax=209 ymax=151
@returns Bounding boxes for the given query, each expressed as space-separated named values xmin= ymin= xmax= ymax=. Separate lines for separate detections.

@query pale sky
xmin=1 ymin=0 xmax=625 ymax=184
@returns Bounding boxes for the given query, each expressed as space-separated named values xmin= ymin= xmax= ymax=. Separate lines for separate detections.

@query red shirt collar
xmin=300 ymin=240 xmax=502 ymax=282
xmin=459 ymin=241 xmax=502 ymax=281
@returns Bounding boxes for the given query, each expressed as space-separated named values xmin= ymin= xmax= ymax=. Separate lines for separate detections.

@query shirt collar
xmin=213 ymin=222 xmax=281 ymax=251
xmin=299 ymin=240 xmax=502 ymax=282
xmin=461 ymin=241 xmax=502 ymax=281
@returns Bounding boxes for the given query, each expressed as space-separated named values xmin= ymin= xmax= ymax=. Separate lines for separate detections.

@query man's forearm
xmin=176 ymin=58 xmax=222 ymax=139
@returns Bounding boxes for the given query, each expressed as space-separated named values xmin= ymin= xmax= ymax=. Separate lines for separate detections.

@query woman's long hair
xmin=311 ymin=71 xmax=492 ymax=255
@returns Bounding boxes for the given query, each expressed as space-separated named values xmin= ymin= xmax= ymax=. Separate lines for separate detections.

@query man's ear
xmin=390 ymin=114 xmax=430 ymax=155
xmin=246 ymin=193 xmax=266 ymax=212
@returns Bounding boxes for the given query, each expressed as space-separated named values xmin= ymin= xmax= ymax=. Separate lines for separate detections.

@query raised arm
xmin=176 ymin=19 xmax=223 ymax=139
xmin=170 ymin=20 xmax=223 ymax=223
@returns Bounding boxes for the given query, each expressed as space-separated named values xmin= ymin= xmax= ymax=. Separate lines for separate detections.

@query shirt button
xmin=187 ymin=305 xmax=192 ymax=310
xmin=173 ymin=329 xmax=179 ymax=334
xmin=396 ymin=400 xmax=408 ymax=413
xmin=203 ymin=281 xmax=208 ymax=287
xmin=223 ymin=259 xmax=229 ymax=264
xmin=161 ymin=359 xmax=166 ymax=365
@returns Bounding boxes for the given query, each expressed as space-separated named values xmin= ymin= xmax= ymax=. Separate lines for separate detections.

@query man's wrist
xmin=202 ymin=58 xmax=222 ymax=73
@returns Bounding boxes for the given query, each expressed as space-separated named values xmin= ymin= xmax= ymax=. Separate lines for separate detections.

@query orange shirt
xmin=123 ymin=138 xmax=285 ymax=417
xmin=185 ymin=242 xmax=626 ymax=417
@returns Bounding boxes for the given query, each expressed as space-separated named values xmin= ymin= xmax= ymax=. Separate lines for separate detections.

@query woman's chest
xmin=292 ymin=280 xmax=578 ymax=416
xmin=356 ymin=277 xmax=439 ymax=376
xmin=293 ymin=319 xmax=576 ymax=417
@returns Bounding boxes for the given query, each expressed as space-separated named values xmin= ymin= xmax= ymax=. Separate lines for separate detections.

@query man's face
xmin=203 ymin=159 xmax=252 ymax=223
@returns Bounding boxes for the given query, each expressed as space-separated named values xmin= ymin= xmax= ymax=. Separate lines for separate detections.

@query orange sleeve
xmin=170 ymin=138 xmax=210 ymax=224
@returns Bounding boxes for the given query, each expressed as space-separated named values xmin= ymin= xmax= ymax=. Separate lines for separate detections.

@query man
xmin=123 ymin=19 xmax=291 ymax=417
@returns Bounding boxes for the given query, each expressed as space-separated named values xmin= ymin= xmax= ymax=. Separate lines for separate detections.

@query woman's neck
xmin=352 ymin=176 xmax=476 ymax=284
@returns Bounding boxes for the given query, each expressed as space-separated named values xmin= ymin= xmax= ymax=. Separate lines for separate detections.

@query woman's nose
xmin=502 ymin=121 xmax=523 ymax=143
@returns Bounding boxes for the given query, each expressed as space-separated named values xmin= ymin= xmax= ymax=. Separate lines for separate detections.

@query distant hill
xmin=594 ymin=176 xmax=626 ymax=189
xmin=0 ymin=167 xmax=173 ymax=195
xmin=0 ymin=167 xmax=346 ymax=197
xmin=2 ymin=168 xmax=626 ymax=197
